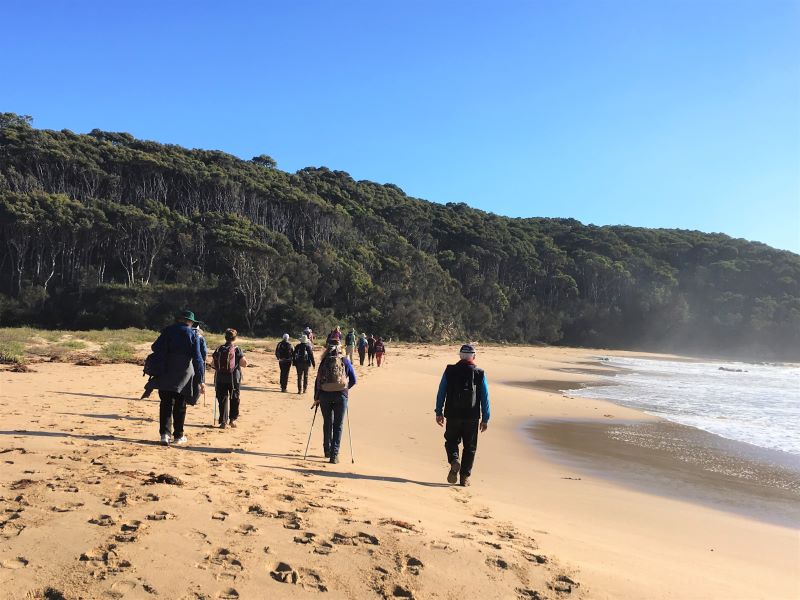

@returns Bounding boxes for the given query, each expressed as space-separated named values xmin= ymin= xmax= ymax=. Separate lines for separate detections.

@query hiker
xmin=367 ymin=334 xmax=376 ymax=366
xmin=344 ymin=328 xmax=357 ymax=363
xmin=357 ymin=333 xmax=368 ymax=366
xmin=212 ymin=328 xmax=248 ymax=428
xmin=434 ymin=344 xmax=490 ymax=487
xmin=313 ymin=343 xmax=357 ymax=464
xmin=275 ymin=333 xmax=294 ymax=392
xmin=374 ymin=337 xmax=386 ymax=367
xmin=293 ymin=334 xmax=316 ymax=394
xmin=195 ymin=325 xmax=208 ymax=362
xmin=303 ymin=326 xmax=315 ymax=345
xmin=144 ymin=310 xmax=206 ymax=446
xmin=326 ymin=325 xmax=342 ymax=346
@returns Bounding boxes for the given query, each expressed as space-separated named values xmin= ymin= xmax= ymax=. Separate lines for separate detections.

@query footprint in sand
xmin=88 ymin=514 xmax=116 ymax=527
xmin=404 ymin=556 xmax=423 ymax=576
xmin=516 ymin=589 xmax=544 ymax=600
xmin=211 ymin=511 xmax=229 ymax=521
xmin=0 ymin=556 xmax=29 ymax=569
xmin=147 ymin=511 xmax=176 ymax=521
xmin=52 ymin=502 xmax=84 ymax=512
xmin=216 ymin=588 xmax=239 ymax=599
xmin=234 ymin=524 xmax=258 ymax=535
xmin=548 ymin=575 xmax=579 ymax=594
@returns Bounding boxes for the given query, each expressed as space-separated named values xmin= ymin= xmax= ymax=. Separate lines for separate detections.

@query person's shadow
xmin=268 ymin=464 xmax=450 ymax=488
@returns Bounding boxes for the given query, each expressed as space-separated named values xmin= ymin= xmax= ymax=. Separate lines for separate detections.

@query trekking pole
xmin=303 ymin=404 xmax=319 ymax=460
xmin=212 ymin=371 xmax=217 ymax=426
xmin=346 ymin=404 xmax=355 ymax=463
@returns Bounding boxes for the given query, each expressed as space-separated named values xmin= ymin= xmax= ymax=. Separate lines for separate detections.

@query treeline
xmin=1 ymin=113 xmax=798 ymax=359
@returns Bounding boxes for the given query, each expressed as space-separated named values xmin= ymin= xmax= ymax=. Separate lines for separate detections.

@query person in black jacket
xmin=275 ymin=333 xmax=294 ymax=392
xmin=293 ymin=334 xmax=316 ymax=394
xmin=367 ymin=334 xmax=376 ymax=366
xmin=212 ymin=328 xmax=248 ymax=428
xmin=434 ymin=344 xmax=490 ymax=487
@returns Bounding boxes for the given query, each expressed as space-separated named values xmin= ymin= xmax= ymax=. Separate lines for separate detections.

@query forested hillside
xmin=1 ymin=113 xmax=798 ymax=358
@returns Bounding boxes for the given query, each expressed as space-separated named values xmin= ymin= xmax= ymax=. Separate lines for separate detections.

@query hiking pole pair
xmin=303 ymin=403 xmax=319 ymax=460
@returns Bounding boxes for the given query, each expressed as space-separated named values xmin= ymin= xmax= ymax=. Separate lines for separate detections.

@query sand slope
xmin=0 ymin=344 xmax=797 ymax=599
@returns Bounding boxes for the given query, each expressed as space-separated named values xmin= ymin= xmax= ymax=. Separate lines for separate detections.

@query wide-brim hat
xmin=178 ymin=309 xmax=201 ymax=323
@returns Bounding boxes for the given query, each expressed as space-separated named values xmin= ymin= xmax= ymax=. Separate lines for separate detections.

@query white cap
xmin=282 ymin=333 xmax=289 ymax=340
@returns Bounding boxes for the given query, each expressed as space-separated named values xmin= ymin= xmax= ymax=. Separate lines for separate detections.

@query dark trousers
xmin=159 ymin=390 xmax=187 ymax=438
xmin=216 ymin=383 xmax=240 ymax=424
xmin=319 ymin=392 xmax=348 ymax=458
xmin=444 ymin=417 xmax=480 ymax=477
xmin=358 ymin=347 xmax=366 ymax=365
xmin=279 ymin=361 xmax=292 ymax=391
xmin=295 ymin=364 xmax=309 ymax=393
xmin=368 ymin=350 xmax=375 ymax=365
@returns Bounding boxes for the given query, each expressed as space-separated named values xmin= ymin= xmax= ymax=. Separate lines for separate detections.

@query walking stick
xmin=346 ymin=404 xmax=355 ymax=463
xmin=212 ymin=371 xmax=217 ymax=426
xmin=303 ymin=404 xmax=319 ymax=460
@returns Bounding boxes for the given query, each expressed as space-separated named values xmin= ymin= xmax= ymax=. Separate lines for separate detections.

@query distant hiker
xmin=313 ymin=343 xmax=357 ymax=464
xmin=212 ymin=328 xmax=248 ymax=428
xmin=367 ymin=334 xmax=376 ymax=366
xmin=374 ymin=337 xmax=386 ymax=367
xmin=293 ymin=334 xmax=316 ymax=394
xmin=275 ymin=333 xmax=294 ymax=392
xmin=344 ymin=328 xmax=357 ymax=363
xmin=326 ymin=326 xmax=342 ymax=346
xmin=143 ymin=310 xmax=206 ymax=446
xmin=195 ymin=325 xmax=208 ymax=362
xmin=357 ymin=333 xmax=368 ymax=366
xmin=304 ymin=326 xmax=315 ymax=345
xmin=434 ymin=344 xmax=490 ymax=487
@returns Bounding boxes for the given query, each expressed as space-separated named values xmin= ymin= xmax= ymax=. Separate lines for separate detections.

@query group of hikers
xmin=143 ymin=310 xmax=490 ymax=484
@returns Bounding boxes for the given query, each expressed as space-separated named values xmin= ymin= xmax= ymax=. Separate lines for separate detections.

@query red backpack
xmin=214 ymin=344 xmax=237 ymax=374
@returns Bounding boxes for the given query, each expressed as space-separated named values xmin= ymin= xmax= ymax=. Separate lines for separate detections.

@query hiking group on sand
xmin=143 ymin=310 xmax=490 ymax=484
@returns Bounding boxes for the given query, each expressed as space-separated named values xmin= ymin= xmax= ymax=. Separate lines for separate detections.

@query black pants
xmin=319 ymin=392 xmax=348 ymax=458
xmin=368 ymin=350 xmax=375 ymax=365
xmin=444 ymin=417 xmax=480 ymax=478
xmin=295 ymin=364 xmax=309 ymax=393
xmin=159 ymin=390 xmax=187 ymax=438
xmin=216 ymin=383 xmax=240 ymax=424
xmin=358 ymin=347 xmax=366 ymax=365
xmin=279 ymin=361 xmax=292 ymax=391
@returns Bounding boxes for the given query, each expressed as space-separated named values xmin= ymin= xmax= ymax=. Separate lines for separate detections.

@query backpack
xmin=293 ymin=343 xmax=310 ymax=366
xmin=357 ymin=337 xmax=368 ymax=349
xmin=214 ymin=344 xmax=237 ymax=374
xmin=345 ymin=332 xmax=356 ymax=346
xmin=318 ymin=355 xmax=348 ymax=392
xmin=276 ymin=340 xmax=293 ymax=361
xmin=445 ymin=363 xmax=482 ymax=417
xmin=143 ymin=352 xmax=166 ymax=377
xmin=374 ymin=341 xmax=385 ymax=353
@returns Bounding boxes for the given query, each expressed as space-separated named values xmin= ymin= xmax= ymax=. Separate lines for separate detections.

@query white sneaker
xmin=174 ymin=436 xmax=188 ymax=446
xmin=160 ymin=434 xmax=170 ymax=446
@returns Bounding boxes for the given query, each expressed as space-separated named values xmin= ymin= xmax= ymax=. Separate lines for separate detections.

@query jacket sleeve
xmin=151 ymin=331 xmax=167 ymax=354
xmin=478 ymin=373 xmax=490 ymax=423
xmin=345 ymin=358 xmax=357 ymax=388
xmin=435 ymin=372 xmax=447 ymax=416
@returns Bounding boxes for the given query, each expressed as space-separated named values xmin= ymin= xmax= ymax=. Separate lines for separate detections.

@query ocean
xmin=564 ymin=356 xmax=800 ymax=457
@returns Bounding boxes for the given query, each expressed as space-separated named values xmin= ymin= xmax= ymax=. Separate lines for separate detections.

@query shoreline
xmin=526 ymin=417 xmax=800 ymax=528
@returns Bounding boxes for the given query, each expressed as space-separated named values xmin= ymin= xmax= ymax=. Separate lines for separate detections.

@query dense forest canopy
xmin=1 ymin=113 xmax=798 ymax=359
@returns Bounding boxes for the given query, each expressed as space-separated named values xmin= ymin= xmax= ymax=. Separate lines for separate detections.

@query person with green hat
xmin=144 ymin=310 xmax=206 ymax=446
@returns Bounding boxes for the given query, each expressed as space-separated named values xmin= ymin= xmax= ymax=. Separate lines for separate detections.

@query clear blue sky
xmin=3 ymin=0 xmax=799 ymax=252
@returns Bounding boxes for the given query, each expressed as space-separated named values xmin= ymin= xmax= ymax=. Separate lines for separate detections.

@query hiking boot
xmin=174 ymin=436 xmax=188 ymax=446
xmin=229 ymin=420 xmax=237 ymax=428
xmin=460 ymin=475 xmax=471 ymax=487
xmin=447 ymin=460 xmax=460 ymax=484
xmin=324 ymin=450 xmax=330 ymax=458
xmin=160 ymin=434 xmax=170 ymax=446
xmin=330 ymin=454 xmax=339 ymax=464
xmin=219 ymin=422 xmax=226 ymax=429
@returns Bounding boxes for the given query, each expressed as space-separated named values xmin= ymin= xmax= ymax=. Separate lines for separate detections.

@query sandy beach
xmin=1 ymin=343 xmax=798 ymax=599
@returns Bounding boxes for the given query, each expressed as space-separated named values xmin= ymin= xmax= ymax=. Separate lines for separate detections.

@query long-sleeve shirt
xmin=435 ymin=362 xmax=490 ymax=422
xmin=314 ymin=357 xmax=357 ymax=400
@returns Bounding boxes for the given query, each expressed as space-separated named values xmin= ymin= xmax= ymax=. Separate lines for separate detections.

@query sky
xmin=3 ymin=0 xmax=799 ymax=253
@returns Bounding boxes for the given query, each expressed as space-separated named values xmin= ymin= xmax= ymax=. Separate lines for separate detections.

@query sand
xmin=0 ymin=344 xmax=797 ymax=599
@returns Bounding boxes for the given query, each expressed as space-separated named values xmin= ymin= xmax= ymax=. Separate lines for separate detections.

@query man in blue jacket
xmin=313 ymin=343 xmax=357 ymax=464
xmin=145 ymin=310 xmax=206 ymax=446
xmin=435 ymin=344 xmax=490 ymax=487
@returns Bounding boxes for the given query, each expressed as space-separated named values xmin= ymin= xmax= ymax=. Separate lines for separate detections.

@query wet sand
xmin=528 ymin=418 xmax=800 ymax=527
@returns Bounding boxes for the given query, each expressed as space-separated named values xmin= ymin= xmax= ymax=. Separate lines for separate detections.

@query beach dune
xmin=0 ymin=344 xmax=797 ymax=599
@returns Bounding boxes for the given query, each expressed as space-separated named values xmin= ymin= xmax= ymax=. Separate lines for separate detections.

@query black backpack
xmin=293 ymin=343 xmax=310 ymax=366
xmin=276 ymin=340 xmax=293 ymax=361
xmin=444 ymin=363 xmax=482 ymax=417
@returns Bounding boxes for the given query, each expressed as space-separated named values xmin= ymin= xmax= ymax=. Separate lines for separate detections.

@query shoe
xmin=219 ymin=423 xmax=226 ymax=429
xmin=174 ymin=436 xmax=188 ymax=446
xmin=460 ymin=475 xmax=471 ymax=487
xmin=447 ymin=460 xmax=460 ymax=484
xmin=229 ymin=420 xmax=236 ymax=428
xmin=160 ymin=434 xmax=170 ymax=446
xmin=324 ymin=449 xmax=330 ymax=458
xmin=330 ymin=455 xmax=339 ymax=464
